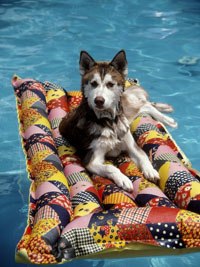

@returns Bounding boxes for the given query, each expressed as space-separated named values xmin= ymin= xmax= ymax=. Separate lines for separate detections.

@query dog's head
xmin=79 ymin=50 xmax=128 ymax=120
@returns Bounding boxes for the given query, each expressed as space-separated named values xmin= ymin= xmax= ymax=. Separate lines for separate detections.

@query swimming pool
xmin=1 ymin=0 xmax=200 ymax=266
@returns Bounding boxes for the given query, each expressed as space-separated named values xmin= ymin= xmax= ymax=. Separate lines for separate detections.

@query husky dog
xmin=59 ymin=50 xmax=177 ymax=192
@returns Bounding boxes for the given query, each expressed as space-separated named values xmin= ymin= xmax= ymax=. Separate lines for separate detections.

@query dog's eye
xmin=91 ymin=81 xmax=98 ymax=88
xmin=107 ymin=82 xmax=114 ymax=88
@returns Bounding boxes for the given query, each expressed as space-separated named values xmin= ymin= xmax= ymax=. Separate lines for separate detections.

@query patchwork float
xmin=12 ymin=76 xmax=200 ymax=264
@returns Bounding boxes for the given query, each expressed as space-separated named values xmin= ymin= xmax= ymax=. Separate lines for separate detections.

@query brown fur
xmin=81 ymin=63 xmax=125 ymax=96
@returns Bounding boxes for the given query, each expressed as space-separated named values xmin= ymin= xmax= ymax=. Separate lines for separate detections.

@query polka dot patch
xmin=147 ymin=222 xmax=185 ymax=249
xmin=165 ymin=171 xmax=197 ymax=201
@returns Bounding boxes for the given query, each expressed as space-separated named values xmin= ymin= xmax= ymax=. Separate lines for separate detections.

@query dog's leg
xmin=86 ymin=149 xmax=134 ymax=192
xmin=124 ymin=130 xmax=160 ymax=183
xmin=151 ymin=102 xmax=174 ymax=113
xmin=140 ymin=102 xmax=178 ymax=128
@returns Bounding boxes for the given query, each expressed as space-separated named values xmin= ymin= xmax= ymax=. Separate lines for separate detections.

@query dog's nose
xmin=94 ymin=96 xmax=105 ymax=108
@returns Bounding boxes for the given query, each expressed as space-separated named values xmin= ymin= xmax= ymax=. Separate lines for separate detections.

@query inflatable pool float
xmin=12 ymin=75 xmax=200 ymax=265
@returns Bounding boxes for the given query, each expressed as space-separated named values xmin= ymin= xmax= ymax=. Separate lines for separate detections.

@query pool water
xmin=0 ymin=0 xmax=200 ymax=266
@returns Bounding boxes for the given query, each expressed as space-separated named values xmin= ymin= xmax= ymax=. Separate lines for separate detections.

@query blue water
xmin=1 ymin=0 xmax=200 ymax=266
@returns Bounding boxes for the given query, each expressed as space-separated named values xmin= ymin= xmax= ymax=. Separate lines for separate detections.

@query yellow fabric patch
xmin=144 ymin=130 xmax=168 ymax=143
xmin=74 ymin=202 xmax=100 ymax=217
xmin=103 ymin=193 xmax=134 ymax=205
xmin=68 ymin=91 xmax=82 ymax=97
xmin=31 ymin=151 xmax=54 ymax=165
xmin=125 ymin=80 xmax=131 ymax=87
xmin=32 ymin=162 xmax=59 ymax=188
xmin=176 ymin=209 xmax=200 ymax=248
xmin=57 ymin=145 xmax=76 ymax=156
xmin=176 ymin=209 xmax=200 ymax=224
xmin=21 ymin=108 xmax=43 ymax=131
xmin=49 ymin=172 xmax=69 ymax=189
xmin=125 ymin=162 xmax=142 ymax=177
xmin=89 ymin=225 xmax=125 ymax=249
xmin=31 ymin=218 xmax=60 ymax=237
xmin=191 ymin=182 xmax=200 ymax=198
xmin=46 ymin=89 xmax=66 ymax=102
xmin=139 ymin=178 xmax=158 ymax=192
xmin=159 ymin=162 xmax=171 ymax=191
xmin=30 ymin=182 xmax=36 ymax=193
xmin=34 ymin=117 xmax=51 ymax=129
xmin=22 ymin=97 xmax=39 ymax=111
xmin=130 ymin=116 xmax=142 ymax=133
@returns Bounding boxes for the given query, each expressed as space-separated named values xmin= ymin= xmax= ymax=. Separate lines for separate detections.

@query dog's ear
xmin=79 ymin=50 xmax=96 ymax=75
xmin=110 ymin=50 xmax=128 ymax=76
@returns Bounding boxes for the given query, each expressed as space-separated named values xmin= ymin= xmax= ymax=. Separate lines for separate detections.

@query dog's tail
xmin=151 ymin=102 xmax=174 ymax=113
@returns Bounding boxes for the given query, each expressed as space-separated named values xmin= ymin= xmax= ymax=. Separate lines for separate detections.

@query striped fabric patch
xmin=67 ymin=172 xmax=91 ymax=186
xmin=50 ymin=118 xmax=62 ymax=129
xmin=54 ymin=136 xmax=70 ymax=148
xmin=103 ymin=192 xmax=135 ymax=205
xmin=71 ymin=191 xmax=100 ymax=209
xmin=155 ymin=153 xmax=181 ymax=162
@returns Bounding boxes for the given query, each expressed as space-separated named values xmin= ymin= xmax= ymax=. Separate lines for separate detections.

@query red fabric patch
xmin=117 ymin=224 xmax=158 ymax=246
xmin=47 ymin=95 xmax=69 ymax=112
xmin=86 ymin=186 xmax=102 ymax=199
xmin=49 ymin=195 xmax=73 ymax=216
xmin=113 ymin=203 xmax=137 ymax=209
xmin=137 ymin=132 xmax=149 ymax=147
xmin=174 ymin=183 xmax=192 ymax=209
xmin=147 ymin=207 xmax=179 ymax=224
xmin=61 ymin=155 xmax=81 ymax=166
xmin=119 ymin=162 xmax=130 ymax=174
xmin=68 ymin=95 xmax=82 ymax=110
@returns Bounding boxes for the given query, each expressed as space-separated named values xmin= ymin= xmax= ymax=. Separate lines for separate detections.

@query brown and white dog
xmin=59 ymin=50 xmax=177 ymax=192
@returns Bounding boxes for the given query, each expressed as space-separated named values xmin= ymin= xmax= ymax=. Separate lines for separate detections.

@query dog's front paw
xmin=142 ymin=164 xmax=160 ymax=183
xmin=115 ymin=174 xmax=134 ymax=193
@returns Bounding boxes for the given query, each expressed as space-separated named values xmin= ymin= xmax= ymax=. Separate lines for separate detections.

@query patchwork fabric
xmin=147 ymin=222 xmax=185 ymax=249
xmin=71 ymin=191 xmax=101 ymax=209
xmin=118 ymin=207 xmax=151 ymax=225
xmin=34 ymin=205 xmax=60 ymax=224
xmin=117 ymin=224 xmax=157 ymax=246
xmin=133 ymin=123 xmax=162 ymax=141
xmin=13 ymin=76 xmax=200 ymax=265
xmin=155 ymin=153 xmax=181 ymax=162
xmin=176 ymin=210 xmax=200 ymax=247
xmin=165 ymin=171 xmax=197 ymax=201
xmin=131 ymin=113 xmax=200 ymax=211
xmin=67 ymin=171 xmax=92 ymax=186
xmin=61 ymin=228 xmax=103 ymax=258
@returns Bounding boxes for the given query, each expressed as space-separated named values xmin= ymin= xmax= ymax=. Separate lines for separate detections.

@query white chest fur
xmin=88 ymin=114 xmax=129 ymax=156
